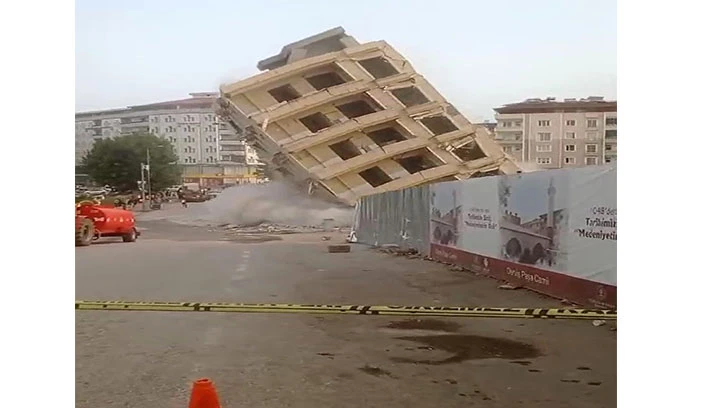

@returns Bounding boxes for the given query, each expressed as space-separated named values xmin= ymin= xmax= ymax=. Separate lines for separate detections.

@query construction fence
xmin=351 ymin=184 xmax=431 ymax=255
xmin=352 ymin=165 xmax=617 ymax=308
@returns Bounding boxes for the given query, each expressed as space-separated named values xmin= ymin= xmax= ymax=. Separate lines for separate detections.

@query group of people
xmin=110 ymin=191 xmax=188 ymax=210
xmin=94 ymin=186 xmax=206 ymax=211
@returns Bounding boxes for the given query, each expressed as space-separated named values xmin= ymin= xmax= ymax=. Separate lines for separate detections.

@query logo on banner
xmin=473 ymin=256 xmax=490 ymax=273
xmin=597 ymin=285 xmax=607 ymax=301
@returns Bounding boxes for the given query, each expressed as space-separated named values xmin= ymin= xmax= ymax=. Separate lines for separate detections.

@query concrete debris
xmin=328 ymin=244 xmax=351 ymax=253
xmin=592 ymin=320 xmax=607 ymax=327
xmin=321 ymin=236 xmax=332 ymax=241
xmin=498 ymin=284 xmax=520 ymax=290
xmin=221 ymin=222 xmax=350 ymax=236
xmin=378 ymin=246 xmax=419 ymax=257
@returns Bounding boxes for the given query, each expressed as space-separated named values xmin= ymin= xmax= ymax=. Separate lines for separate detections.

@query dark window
xmin=358 ymin=57 xmax=398 ymax=79
xmin=605 ymin=129 xmax=617 ymax=138
xmin=366 ymin=127 xmax=407 ymax=147
xmin=396 ymin=154 xmax=439 ymax=174
xmin=305 ymin=72 xmax=346 ymax=90
xmin=451 ymin=141 xmax=487 ymax=161
xmin=336 ymin=100 xmax=377 ymax=119
xmin=420 ymin=116 xmax=458 ymax=135
xmin=299 ymin=112 xmax=333 ymax=133
xmin=359 ymin=166 xmax=393 ymax=187
xmin=471 ymin=170 xmax=502 ymax=178
xmin=329 ymin=140 xmax=362 ymax=160
xmin=606 ymin=117 xmax=617 ymax=126
xmin=391 ymin=86 xmax=430 ymax=107
xmin=268 ymin=84 xmax=301 ymax=103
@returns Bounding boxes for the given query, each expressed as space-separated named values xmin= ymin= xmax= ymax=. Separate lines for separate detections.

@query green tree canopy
xmin=81 ymin=133 xmax=181 ymax=192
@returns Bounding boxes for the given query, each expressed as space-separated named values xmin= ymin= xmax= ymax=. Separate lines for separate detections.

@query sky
xmin=75 ymin=0 xmax=616 ymax=122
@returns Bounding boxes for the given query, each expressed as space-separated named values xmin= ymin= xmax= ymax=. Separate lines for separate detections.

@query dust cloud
xmin=204 ymin=182 xmax=354 ymax=227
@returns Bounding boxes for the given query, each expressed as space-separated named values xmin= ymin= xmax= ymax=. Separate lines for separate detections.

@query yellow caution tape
xmin=75 ymin=300 xmax=616 ymax=320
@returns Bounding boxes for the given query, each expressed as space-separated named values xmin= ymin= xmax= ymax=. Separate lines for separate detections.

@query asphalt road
xmin=76 ymin=217 xmax=616 ymax=408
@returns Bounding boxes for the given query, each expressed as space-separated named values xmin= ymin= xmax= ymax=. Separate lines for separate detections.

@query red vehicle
xmin=75 ymin=202 xmax=140 ymax=246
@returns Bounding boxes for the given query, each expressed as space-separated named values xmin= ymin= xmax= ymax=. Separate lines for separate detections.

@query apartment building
xmin=493 ymin=97 xmax=617 ymax=169
xmin=219 ymin=27 xmax=520 ymax=206
xmin=75 ymin=93 xmax=263 ymax=185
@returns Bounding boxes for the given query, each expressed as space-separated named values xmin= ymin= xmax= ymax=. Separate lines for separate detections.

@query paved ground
xmin=76 ymin=211 xmax=616 ymax=407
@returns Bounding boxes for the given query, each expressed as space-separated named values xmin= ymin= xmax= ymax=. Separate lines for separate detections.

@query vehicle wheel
xmin=75 ymin=218 xmax=94 ymax=247
xmin=122 ymin=229 xmax=137 ymax=242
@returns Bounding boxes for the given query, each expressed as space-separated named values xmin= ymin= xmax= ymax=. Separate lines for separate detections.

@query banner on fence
xmin=430 ymin=165 xmax=616 ymax=308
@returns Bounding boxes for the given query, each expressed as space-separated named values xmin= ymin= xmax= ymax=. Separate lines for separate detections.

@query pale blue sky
xmin=75 ymin=0 xmax=616 ymax=121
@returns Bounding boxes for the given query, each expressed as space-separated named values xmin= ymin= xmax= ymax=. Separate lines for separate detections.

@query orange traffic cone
xmin=188 ymin=378 xmax=221 ymax=408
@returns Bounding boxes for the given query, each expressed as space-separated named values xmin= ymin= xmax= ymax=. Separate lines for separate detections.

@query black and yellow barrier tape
xmin=75 ymin=301 xmax=616 ymax=320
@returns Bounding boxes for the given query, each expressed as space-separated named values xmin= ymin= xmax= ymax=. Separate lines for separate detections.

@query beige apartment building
xmin=493 ymin=97 xmax=617 ymax=169
xmin=75 ymin=93 xmax=263 ymax=186
xmin=219 ymin=27 xmax=520 ymax=206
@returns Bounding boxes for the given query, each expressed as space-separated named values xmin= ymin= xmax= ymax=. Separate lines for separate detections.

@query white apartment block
xmin=75 ymin=93 xmax=263 ymax=185
xmin=493 ymin=97 xmax=617 ymax=169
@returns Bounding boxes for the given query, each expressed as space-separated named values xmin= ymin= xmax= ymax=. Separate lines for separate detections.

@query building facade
xmin=493 ymin=97 xmax=617 ymax=169
xmin=219 ymin=27 xmax=520 ymax=206
xmin=75 ymin=93 xmax=263 ymax=186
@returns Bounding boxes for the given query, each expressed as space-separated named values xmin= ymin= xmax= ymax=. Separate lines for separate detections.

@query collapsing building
xmin=218 ymin=27 xmax=521 ymax=206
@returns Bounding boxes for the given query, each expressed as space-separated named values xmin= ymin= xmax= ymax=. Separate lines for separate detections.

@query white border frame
xmin=7 ymin=2 xmax=726 ymax=408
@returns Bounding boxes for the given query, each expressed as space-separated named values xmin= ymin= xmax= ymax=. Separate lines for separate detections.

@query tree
xmin=81 ymin=133 xmax=181 ymax=192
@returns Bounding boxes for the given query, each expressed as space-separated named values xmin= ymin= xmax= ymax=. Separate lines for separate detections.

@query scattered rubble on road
xmin=217 ymin=222 xmax=351 ymax=236
xmin=592 ymin=320 xmax=607 ymax=327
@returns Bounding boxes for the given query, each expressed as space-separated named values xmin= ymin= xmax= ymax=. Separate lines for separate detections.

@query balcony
xmin=248 ymin=72 xmax=417 ymax=123
xmin=220 ymin=145 xmax=245 ymax=152
xmin=220 ymin=154 xmax=246 ymax=164
xmin=495 ymin=136 xmax=522 ymax=144
xmin=120 ymin=125 xmax=150 ymax=135
xmin=282 ymin=101 xmax=441 ymax=153
xmin=495 ymin=116 xmax=523 ymax=130
xmin=605 ymin=130 xmax=617 ymax=139
xmin=120 ymin=116 xmax=148 ymax=125
xmin=494 ymin=129 xmax=522 ymax=143
xmin=220 ymin=135 xmax=241 ymax=142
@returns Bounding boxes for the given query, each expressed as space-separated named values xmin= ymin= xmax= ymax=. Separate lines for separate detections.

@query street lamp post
xmin=143 ymin=144 xmax=164 ymax=211
xmin=140 ymin=162 xmax=147 ymax=208
xmin=146 ymin=147 xmax=152 ymax=203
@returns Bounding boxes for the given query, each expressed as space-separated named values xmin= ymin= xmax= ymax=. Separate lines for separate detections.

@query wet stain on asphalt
xmin=390 ymin=335 xmax=541 ymax=365
xmin=358 ymin=364 xmax=394 ymax=377
xmin=385 ymin=319 xmax=461 ymax=332
xmin=224 ymin=235 xmax=283 ymax=243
